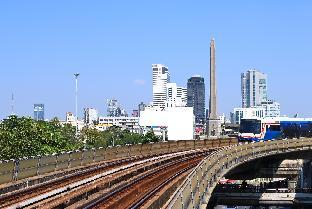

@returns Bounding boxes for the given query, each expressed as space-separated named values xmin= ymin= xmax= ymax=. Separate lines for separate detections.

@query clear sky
xmin=0 ymin=1 xmax=311 ymax=120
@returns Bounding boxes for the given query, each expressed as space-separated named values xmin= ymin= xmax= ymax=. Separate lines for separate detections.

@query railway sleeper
xmin=46 ymin=152 xmax=209 ymax=209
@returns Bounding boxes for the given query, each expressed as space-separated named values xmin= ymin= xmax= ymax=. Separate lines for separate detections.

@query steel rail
xmin=0 ymin=156 xmax=145 ymax=208
xmin=82 ymin=152 xmax=208 ymax=209
xmin=4 ymin=150 xmax=201 ymax=209
xmin=129 ymin=164 xmax=194 ymax=209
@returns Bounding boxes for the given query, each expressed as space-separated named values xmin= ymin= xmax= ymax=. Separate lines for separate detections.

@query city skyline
xmin=0 ymin=1 xmax=312 ymax=119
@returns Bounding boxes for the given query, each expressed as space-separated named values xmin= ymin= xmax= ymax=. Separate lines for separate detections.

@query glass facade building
xmin=34 ymin=104 xmax=44 ymax=121
xmin=241 ymin=69 xmax=267 ymax=108
xmin=187 ymin=76 xmax=205 ymax=124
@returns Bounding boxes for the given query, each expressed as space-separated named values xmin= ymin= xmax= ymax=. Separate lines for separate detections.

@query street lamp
xmin=74 ymin=73 xmax=80 ymax=136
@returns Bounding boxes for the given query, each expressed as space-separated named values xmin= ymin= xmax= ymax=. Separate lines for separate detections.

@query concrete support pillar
xmin=302 ymin=160 xmax=312 ymax=188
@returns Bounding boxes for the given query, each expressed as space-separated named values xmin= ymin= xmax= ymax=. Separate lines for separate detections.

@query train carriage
xmin=239 ymin=117 xmax=312 ymax=142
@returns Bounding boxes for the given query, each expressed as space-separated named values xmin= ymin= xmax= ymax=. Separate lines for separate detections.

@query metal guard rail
xmin=165 ymin=138 xmax=312 ymax=209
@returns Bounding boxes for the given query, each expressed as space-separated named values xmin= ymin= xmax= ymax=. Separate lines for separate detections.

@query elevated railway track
xmin=166 ymin=138 xmax=312 ymax=209
xmin=1 ymin=149 xmax=212 ymax=209
xmin=2 ymin=138 xmax=312 ymax=209
xmin=0 ymin=138 xmax=237 ymax=209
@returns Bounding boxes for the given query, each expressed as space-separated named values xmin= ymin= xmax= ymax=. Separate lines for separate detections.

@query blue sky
xmin=0 ymin=1 xmax=311 ymax=120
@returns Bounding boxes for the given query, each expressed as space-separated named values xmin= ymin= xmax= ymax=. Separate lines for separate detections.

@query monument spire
xmin=209 ymin=38 xmax=217 ymax=119
xmin=207 ymin=38 xmax=221 ymax=138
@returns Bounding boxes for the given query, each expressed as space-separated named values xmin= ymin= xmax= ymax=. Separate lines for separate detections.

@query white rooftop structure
xmin=139 ymin=107 xmax=194 ymax=141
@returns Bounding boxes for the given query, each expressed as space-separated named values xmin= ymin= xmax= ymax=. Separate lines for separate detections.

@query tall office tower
xmin=138 ymin=102 xmax=146 ymax=117
xmin=107 ymin=99 xmax=119 ymax=116
xmin=84 ymin=108 xmax=98 ymax=125
xmin=107 ymin=99 xmax=128 ymax=117
xmin=241 ymin=69 xmax=268 ymax=108
xmin=166 ymin=83 xmax=187 ymax=108
xmin=207 ymin=38 xmax=221 ymax=137
xmin=187 ymin=75 xmax=205 ymax=124
xmin=34 ymin=104 xmax=44 ymax=121
xmin=152 ymin=64 xmax=170 ymax=108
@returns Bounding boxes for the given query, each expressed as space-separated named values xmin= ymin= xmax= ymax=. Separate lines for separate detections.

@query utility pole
xmin=74 ymin=73 xmax=80 ymax=136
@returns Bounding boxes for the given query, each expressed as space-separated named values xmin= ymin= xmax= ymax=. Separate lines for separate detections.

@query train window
xmin=270 ymin=125 xmax=281 ymax=131
xmin=239 ymin=119 xmax=261 ymax=134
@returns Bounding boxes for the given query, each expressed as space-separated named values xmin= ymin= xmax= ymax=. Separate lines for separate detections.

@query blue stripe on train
xmin=263 ymin=131 xmax=282 ymax=140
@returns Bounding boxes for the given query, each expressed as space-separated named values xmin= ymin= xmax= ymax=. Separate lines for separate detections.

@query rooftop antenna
xmin=11 ymin=93 xmax=14 ymax=115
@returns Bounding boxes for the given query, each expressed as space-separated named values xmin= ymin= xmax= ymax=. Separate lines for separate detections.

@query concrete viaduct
xmin=0 ymin=138 xmax=312 ymax=208
xmin=165 ymin=138 xmax=312 ymax=209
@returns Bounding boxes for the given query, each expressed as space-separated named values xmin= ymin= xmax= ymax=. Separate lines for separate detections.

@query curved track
xmin=0 ymin=149 xmax=216 ymax=209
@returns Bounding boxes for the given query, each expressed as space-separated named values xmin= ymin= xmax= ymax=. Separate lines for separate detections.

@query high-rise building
xmin=152 ymin=64 xmax=170 ymax=108
xmin=34 ymin=104 xmax=44 ymax=121
xmin=166 ymin=83 xmax=187 ymax=108
xmin=107 ymin=99 xmax=128 ymax=117
xmin=84 ymin=108 xmax=98 ymax=125
xmin=241 ymin=69 xmax=268 ymax=108
xmin=138 ymin=102 xmax=146 ymax=117
xmin=187 ymin=76 xmax=205 ymax=124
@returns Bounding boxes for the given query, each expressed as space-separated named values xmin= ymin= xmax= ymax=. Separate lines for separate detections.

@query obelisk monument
xmin=207 ymin=38 xmax=221 ymax=138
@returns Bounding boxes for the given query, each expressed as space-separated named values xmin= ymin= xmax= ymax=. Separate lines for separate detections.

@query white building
xmin=96 ymin=116 xmax=140 ymax=132
xmin=152 ymin=64 xmax=170 ymax=108
xmin=165 ymin=83 xmax=187 ymax=108
xmin=219 ymin=113 xmax=226 ymax=124
xmin=84 ymin=108 xmax=98 ymax=125
xmin=178 ymin=86 xmax=187 ymax=104
xmin=260 ymin=100 xmax=281 ymax=117
xmin=232 ymin=107 xmax=265 ymax=124
xmin=64 ymin=112 xmax=84 ymax=130
xmin=66 ymin=112 xmax=75 ymax=123
xmin=139 ymin=107 xmax=194 ymax=141
xmin=241 ymin=69 xmax=268 ymax=108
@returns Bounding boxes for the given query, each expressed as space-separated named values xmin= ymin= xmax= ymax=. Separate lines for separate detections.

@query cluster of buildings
xmin=30 ymin=38 xmax=282 ymax=141
xmin=46 ymin=58 xmax=209 ymax=141
xmin=230 ymin=69 xmax=281 ymax=124
xmin=149 ymin=63 xmax=206 ymax=125
xmin=61 ymin=63 xmax=207 ymax=141
xmin=149 ymin=64 xmax=204 ymax=117
xmin=139 ymin=64 xmax=198 ymax=140
xmin=137 ymin=39 xmax=221 ymax=140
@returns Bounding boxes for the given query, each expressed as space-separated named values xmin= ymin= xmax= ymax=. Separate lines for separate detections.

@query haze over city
xmin=0 ymin=1 xmax=312 ymax=120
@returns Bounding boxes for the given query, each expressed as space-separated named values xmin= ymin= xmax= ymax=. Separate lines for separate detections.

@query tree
xmin=144 ymin=130 xmax=160 ymax=143
xmin=0 ymin=116 xmax=82 ymax=160
xmin=80 ymin=127 xmax=109 ymax=148
xmin=0 ymin=116 xmax=161 ymax=160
